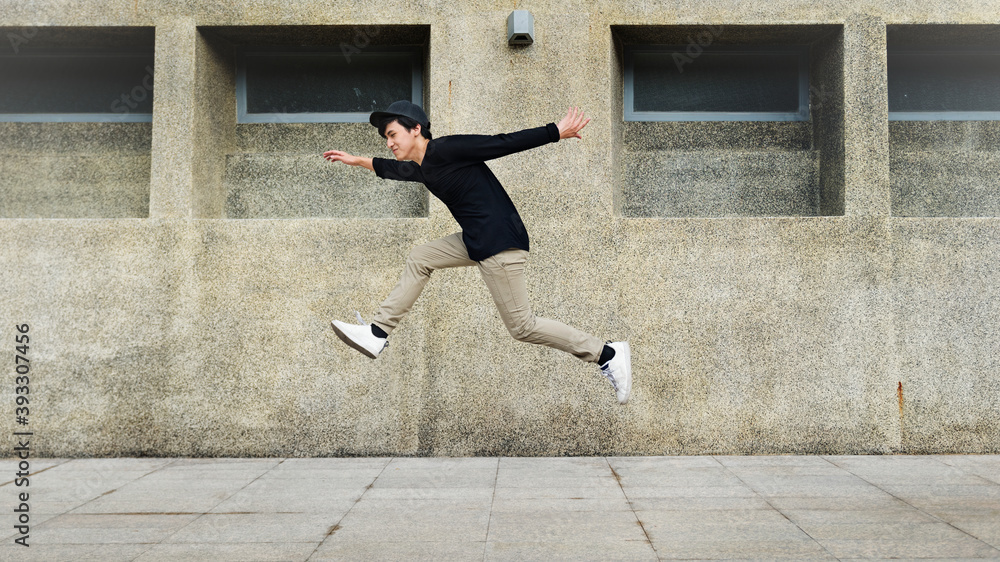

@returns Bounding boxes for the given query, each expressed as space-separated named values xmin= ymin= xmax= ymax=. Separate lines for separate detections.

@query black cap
xmin=369 ymin=100 xmax=430 ymax=130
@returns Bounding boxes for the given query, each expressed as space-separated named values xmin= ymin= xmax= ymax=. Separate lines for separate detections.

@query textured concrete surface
xmin=3 ymin=2 xmax=1000 ymax=457
xmin=0 ymin=455 xmax=998 ymax=560
xmin=890 ymin=121 xmax=1000 ymax=217
xmin=0 ymin=123 xmax=152 ymax=218
xmin=843 ymin=14 xmax=891 ymax=217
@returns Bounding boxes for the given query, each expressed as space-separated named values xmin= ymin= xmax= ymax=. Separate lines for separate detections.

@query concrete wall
xmin=1 ymin=0 xmax=999 ymax=456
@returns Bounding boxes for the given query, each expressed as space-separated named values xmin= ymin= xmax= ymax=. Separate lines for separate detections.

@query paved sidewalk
xmin=0 ymin=455 xmax=998 ymax=561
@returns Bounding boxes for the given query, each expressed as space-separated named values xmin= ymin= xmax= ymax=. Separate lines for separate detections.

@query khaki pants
xmin=372 ymin=232 xmax=604 ymax=363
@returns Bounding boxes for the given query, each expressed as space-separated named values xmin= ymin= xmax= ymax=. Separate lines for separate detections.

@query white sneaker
xmin=599 ymin=341 xmax=632 ymax=404
xmin=331 ymin=311 xmax=388 ymax=359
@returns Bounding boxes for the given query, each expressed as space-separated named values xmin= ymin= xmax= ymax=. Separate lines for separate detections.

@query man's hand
xmin=556 ymin=106 xmax=591 ymax=140
xmin=323 ymin=150 xmax=374 ymax=171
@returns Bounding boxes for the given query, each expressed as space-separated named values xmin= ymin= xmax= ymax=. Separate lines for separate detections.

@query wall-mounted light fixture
xmin=507 ymin=10 xmax=534 ymax=45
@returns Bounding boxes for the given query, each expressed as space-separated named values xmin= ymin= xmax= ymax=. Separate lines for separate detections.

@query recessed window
xmin=624 ymin=45 xmax=810 ymax=121
xmin=888 ymin=47 xmax=1000 ymax=120
xmin=236 ymin=46 xmax=422 ymax=123
xmin=0 ymin=48 xmax=154 ymax=122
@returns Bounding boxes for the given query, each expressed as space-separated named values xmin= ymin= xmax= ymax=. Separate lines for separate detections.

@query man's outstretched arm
xmin=323 ymin=149 xmax=422 ymax=182
xmin=437 ymin=106 xmax=592 ymax=163
xmin=322 ymin=150 xmax=374 ymax=172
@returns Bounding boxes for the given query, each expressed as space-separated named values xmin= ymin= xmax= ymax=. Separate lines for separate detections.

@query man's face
xmin=384 ymin=120 xmax=421 ymax=161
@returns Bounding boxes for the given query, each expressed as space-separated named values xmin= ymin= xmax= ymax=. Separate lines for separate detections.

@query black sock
xmin=598 ymin=344 xmax=615 ymax=365
xmin=371 ymin=324 xmax=388 ymax=339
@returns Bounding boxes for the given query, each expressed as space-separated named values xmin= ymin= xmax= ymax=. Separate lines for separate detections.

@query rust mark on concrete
xmin=898 ymin=381 xmax=905 ymax=439
xmin=609 ymin=466 xmax=623 ymax=485
xmin=897 ymin=381 xmax=904 ymax=418
xmin=327 ymin=524 xmax=341 ymax=536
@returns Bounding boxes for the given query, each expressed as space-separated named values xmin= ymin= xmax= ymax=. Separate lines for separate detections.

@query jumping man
xmin=322 ymin=101 xmax=631 ymax=404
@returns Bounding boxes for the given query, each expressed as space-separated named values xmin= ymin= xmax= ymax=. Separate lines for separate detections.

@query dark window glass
xmin=0 ymin=50 xmax=154 ymax=119
xmin=889 ymin=50 xmax=1000 ymax=113
xmin=625 ymin=46 xmax=808 ymax=121
xmin=630 ymin=48 xmax=803 ymax=114
xmin=241 ymin=50 xmax=417 ymax=117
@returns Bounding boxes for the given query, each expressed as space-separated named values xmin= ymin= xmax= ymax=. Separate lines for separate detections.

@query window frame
xmin=888 ymin=45 xmax=1000 ymax=121
xmin=236 ymin=45 xmax=424 ymax=124
xmin=623 ymin=44 xmax=811 ymax=122
xmin=0 ymin=48 xmax=155 ymax=123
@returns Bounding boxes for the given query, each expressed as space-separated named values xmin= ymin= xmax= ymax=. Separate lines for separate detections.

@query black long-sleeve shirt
xmin=372 ymin=122 xmax=561 ymax=262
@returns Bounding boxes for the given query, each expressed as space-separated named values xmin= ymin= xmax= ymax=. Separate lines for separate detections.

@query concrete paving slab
xmin=781 ymin=507 xmax=941 ymax=525
xmin=133 ymin=541 xmax=317 ymax=561
xmin=649 ymin=538 xmax=836 ymax=560
xmin=817 ymin=536 xmax=1000 ymax=559
xmin=499 ymin=456 xmax=610 ymax=470
xmin=0 ymin=543 xmax=103 ymax=561
xmin=764 ymin=494 xmax=915 ymax=511
xmin=0 ymin=459 xmax=77 ymax=474
xmin=486 ymin=509 xmax=647 ymax=543
xmin=332 ymin=506 xmax=492 ymax=542
xmin=69 ymin=498 xmax=231 ymax=515
xmin=1 ymin=454 xmax=998 ymax=560
xmin=941 ymin=515 xmax=1000 ymax=549
xmin=624 ymin=485 xmax=760 ymax=499
xmin=385 ymin=457 xmax=499 ymax=470
xmin=489 ymin=497 xmax=633 ymax=513
xmin=38 ymin=459 xmax=168 ymax=473
xmin=609 ymin=464 xmax=734 ymax=478
xmin=617 ymin=474 xmax=752 ymax=487
xmin=880 ymin=484 xmax=1000 ymax=500
xmin=362 ymin=486 xmax=496 ymax=501
xmin=637 ymin=509 xmax=816 ymax=543
xmin=630 ymin=496 xmax=773 ymax=511
xmin=164 ymin=513 xmax=336 ymax=543
xmin=371 ymin=474 xmax=497 ymax=489
xmin=348 ymin=497 xmax=494 ymax=513
xmin=492 ymin=484 xmax=628 ymax=500
xmin=272 ymin=458 xmax=391 ymax=470
xmin=310 ymin=540 xmax=486 ymax=561
xmin=159 ymin=458 xmax=282 ymax=469
xmin=901 ymin=496 xmax=1000 ymax=515
xmin=31 ymin=512 xmax=200 ymax=544
xmin=0 ymin=512 xmax=60 ymax=543
xmin=124 ymin=469 xmax=271 ymax=482
xmin=0 ymin=543 xmax=152 ymax=561
xmin=733 ymin=474 xmax=871 ymax=488
xmin=164 ymin=458 xmax=276 ymax=465
xmin=72 ymin=458 xmax=175 ymax=470
xmin=484 ymin=539 xmax=658 ymax=561
xmin=718 ymin=464 xmax=849 ymax=477
xmin=794 ymin=521 xmax=983 ymax=541
xmin=216 ymin=477 xmax=370 ymax=495
xmin=494 ymin=473 xmax=622 ymax=489
xmin=15 ymin=500 xmax=99 ymax=515
xmin=746 ymin=483 xmax=897 ymax=499
xmin=256 ymin=469 xmax=384 ymax=481
xmin=209 ymin=491 xmax=358 ymax=514
xmin=609 ymin=456 xmax=722 ymax=469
